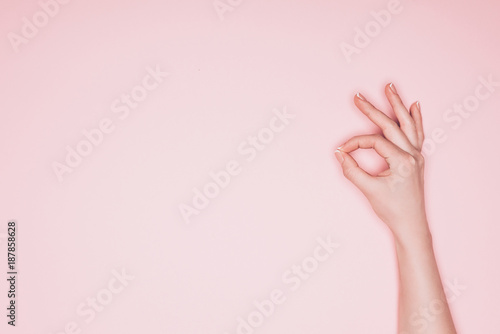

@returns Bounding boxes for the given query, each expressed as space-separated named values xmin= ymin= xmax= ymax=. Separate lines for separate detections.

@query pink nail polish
xmin=389 ymin=83 xmax=397 ymax=94
xmin=416 ymin=101 xmax=421 ymax=111
xmin=356 ymin=93 xmax=366 ymax=101
xmin=334 ymin=149 xmax=344 ymax=164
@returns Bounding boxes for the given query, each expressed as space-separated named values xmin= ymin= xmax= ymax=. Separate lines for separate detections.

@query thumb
xmin=334 ymin=149 xmax=373 ymax=193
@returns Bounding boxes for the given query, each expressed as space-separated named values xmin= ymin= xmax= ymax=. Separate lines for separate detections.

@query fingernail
xmin=389 ymin=82 xmax=397 ymax=94
xmin=334 ymin=149 xmax=344 ymax=164
xmin=356 ymin=93 xmax=366 ymax=101
xmin=416 ymin=101 xmax=421 ymax=111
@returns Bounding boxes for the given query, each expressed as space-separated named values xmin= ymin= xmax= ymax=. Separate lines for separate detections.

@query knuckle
xmin=408 ymin=155 xmax=417 ymax=165
xmin=381 ymin=122 xmax=398 ymax=134
xmin=401 ymin=152 xmax=424 ymax=171
xmin=343 ymin=167 xmax=356 ymax=180
xmin=402 ymin=121 xmax=416 ymax=132
xmin=414 ymin=152 xmax=425 ymax=166
xmin=401 ymin=153 xmax=416 ymax=167
xmin=347 ymin=135 xmax=359 ymax=143
xmin=353 ymin=135 xmax=364 ymax=141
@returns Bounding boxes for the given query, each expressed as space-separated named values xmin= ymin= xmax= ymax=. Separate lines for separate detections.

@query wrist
xmin=391 ymin=219 xmax=433 ymax=250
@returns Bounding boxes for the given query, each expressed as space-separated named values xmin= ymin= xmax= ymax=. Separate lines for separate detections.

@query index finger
xmin=339 ymin=134 xmax=406 ymax=167
xmin=354 ymin=93 xmax=417 ymax=154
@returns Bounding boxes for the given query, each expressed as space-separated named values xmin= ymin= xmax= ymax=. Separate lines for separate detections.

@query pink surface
xmin=1 ymin=0 xmax=499 ymax=333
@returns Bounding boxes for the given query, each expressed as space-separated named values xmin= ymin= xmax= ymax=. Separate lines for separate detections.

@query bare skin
xmin=334 ymin=83 xmax=457 ymax=333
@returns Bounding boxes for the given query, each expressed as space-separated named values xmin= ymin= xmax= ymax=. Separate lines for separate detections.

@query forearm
xmin=335 ymin=83 xmax=458 ymax=333
xmin=393 ymin=222 xmax=456 ymax=333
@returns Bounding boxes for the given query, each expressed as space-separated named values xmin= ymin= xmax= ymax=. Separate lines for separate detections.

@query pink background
xmin=1 ymin=0 xmax=499 ymax=333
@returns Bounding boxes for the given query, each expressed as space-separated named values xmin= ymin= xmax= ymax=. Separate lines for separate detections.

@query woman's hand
xmin=334 ymin=83 xmax=429 ymax=240
xmin=335 ymin=83 xmax=457 ymax=333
